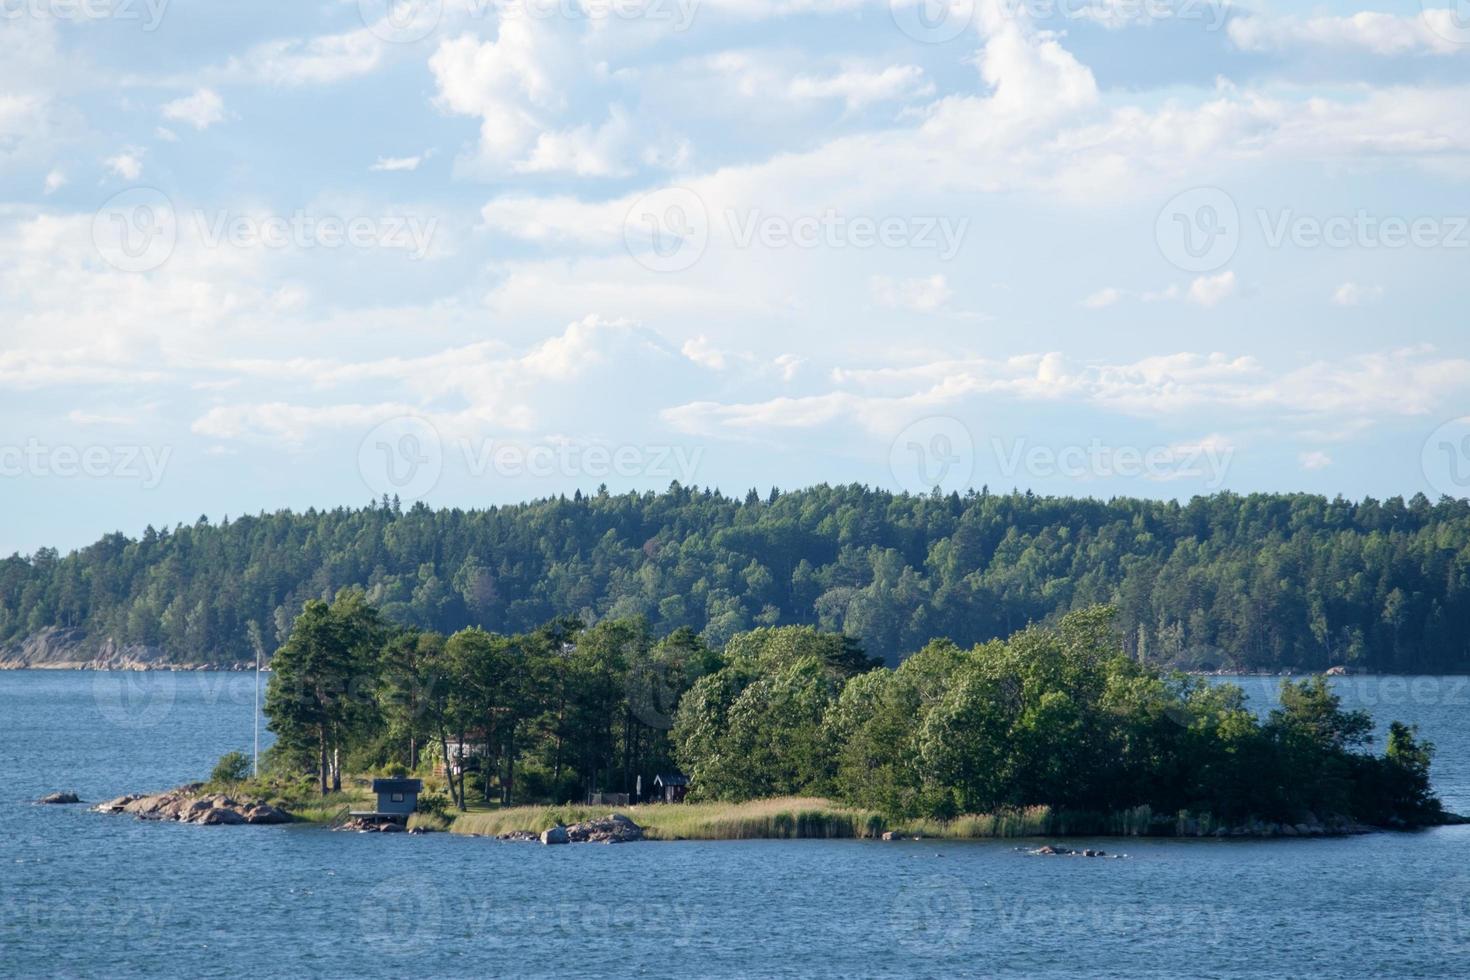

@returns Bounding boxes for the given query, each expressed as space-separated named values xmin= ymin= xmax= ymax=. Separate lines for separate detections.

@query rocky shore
xmin=491 ymin=814 xmax=644 ymax=844
xmin=93 ymin=785 xmax=292 ymax=826
xmin=0 ymin=627 xmax=250 ymax=671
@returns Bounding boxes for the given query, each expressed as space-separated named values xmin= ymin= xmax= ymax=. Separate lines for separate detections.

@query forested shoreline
xmin=5 ymin=485 xmax=1470 ymax=672
xmin=260 ymin=596 xmax=1446 ymax=832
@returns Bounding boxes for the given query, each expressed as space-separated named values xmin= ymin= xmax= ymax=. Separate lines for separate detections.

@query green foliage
xmin=675 ymin=606 xmax=1447 ymax=829
xmin=5 ymin=488 xmax=1469 ymax=672
xmin=209 ymin=751 xmax=251 ymax=785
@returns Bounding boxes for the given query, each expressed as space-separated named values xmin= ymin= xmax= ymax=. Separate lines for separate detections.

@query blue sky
xmin=3 ymin=0 xmax=1470 ymax=554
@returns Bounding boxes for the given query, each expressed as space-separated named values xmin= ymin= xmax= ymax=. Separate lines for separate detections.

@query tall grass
xmin=446 ymin=798 xmax=1181 ymax=840
xmin=450 ymin=797 xmax=886 ymax=840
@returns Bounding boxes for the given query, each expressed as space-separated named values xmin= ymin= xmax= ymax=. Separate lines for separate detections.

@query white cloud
xmin=221 ymin=27 xmax=386 ymax=86
xmin=104 ymin=149 xmax=143 ymax=180
xmin=786 ymin=64 xmax=934 ymax=110
xmin=1229 ymin=12 xmax=1468 ymax=57
xmin=871 ymin=274 xmax=952 ymax=313
xmin=1299 ymin=450 xmax=1333 ymax=470
xmin=42 ymin=170 xmax=65 ymax=194
xmin=1081 ymin=287 xmax=1122 ymax=309
xmin=1188 ymin=271 xmax=1237 ymax=307
xmin=161 ymin=88 xmax=226 ymax=130
xmin=371 ymin=153 xmax=430 ymax=172
xmin=1332 ymin=282 xmax=1384 ymax=307
xmin=682 ymin=336 xmax=729 ymax=370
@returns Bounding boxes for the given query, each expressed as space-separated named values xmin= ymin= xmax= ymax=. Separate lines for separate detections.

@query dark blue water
xmin=4 ymin=671 xmax=1470 ymax=978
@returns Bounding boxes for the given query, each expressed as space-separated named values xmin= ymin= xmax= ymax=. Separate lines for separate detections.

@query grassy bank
xmin=445 ymin=798 xmax=1382 ymax=840
xmin=447 ymin=798 xmax=1161 ymax=840
xmin=451 ymin=797 xmax=885 ymax=840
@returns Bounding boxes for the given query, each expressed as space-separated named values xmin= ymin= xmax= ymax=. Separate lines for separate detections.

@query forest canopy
xmin=5 ymin=484 xmax=1469 ymax=672
xmin=260 ymin=596 xmax=1445 ymax=831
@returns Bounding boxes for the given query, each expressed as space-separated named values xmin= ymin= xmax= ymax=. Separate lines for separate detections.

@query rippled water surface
xmin=4 ymin=671 xmax=1469 ymax=978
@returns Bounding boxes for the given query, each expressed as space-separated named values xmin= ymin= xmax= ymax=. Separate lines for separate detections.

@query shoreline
xmin=71 ymin=788 xmax=1468 ymax=840
xmin=5 ymin=661 xmax=1467 ymax=679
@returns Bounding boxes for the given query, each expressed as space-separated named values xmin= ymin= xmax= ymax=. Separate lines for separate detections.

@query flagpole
xmin=253 ymin=626 xmax=262 ymax=779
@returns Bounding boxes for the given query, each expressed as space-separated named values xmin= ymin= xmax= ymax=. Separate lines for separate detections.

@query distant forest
xmin=4 ymin=485 xmax=1469 ymax=672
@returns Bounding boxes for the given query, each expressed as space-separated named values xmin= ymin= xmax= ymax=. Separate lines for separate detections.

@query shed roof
xmin=372 ymin=778 xmax=423 ymax=793
xmin=654 ymin=773 xmax=689 ymax=786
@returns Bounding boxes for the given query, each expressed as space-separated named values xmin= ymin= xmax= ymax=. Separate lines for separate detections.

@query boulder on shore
xmin=93 ymin=787 xmax=294 ymax=826
xmin=565 ymin=814 xmax=643 ymax=844
xmin=541 ymin=825 xmax=570 ymax=845
xmin=37 ymin=792 xmax=81 ymax=805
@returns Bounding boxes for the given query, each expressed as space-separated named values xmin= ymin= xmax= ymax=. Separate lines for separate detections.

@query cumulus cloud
xmin=870 ymin=274 xmax=952 ymax=313
xmin=1332 ymin=282 xmax=1384 ymax=307
xmin=1188 ymin=271 xmax=1237 ymax=307
xmin=161 ymin=88 xmax=226 ymax=130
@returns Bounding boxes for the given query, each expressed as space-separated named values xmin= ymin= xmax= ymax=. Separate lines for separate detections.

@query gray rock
xmin=37 ymin=792 xmax=81 ymax=805
xmin=541 ymin=825 xmax=570 ymax=845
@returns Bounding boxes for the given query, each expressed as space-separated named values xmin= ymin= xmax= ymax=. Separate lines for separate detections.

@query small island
xmin=89 ymin=598 xmax=1457 ymax=843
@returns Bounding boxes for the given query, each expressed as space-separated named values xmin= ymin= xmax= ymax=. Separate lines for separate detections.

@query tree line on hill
xmin=262 ymin=594 xmax=1444 ymax=829
xmin=5 ymin=484 xmax=1470 ymax=672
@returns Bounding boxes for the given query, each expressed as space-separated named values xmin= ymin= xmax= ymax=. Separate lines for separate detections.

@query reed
xmin=449 ymin=797 xmax=886 ymax=840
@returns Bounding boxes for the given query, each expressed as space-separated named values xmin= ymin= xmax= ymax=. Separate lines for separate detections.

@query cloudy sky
xmin=4 ymin=0 xmax=1470 ymax=554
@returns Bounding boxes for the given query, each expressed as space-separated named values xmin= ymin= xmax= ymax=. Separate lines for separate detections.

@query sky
xmin=3 ymin=0 xmax=1470 ymax=555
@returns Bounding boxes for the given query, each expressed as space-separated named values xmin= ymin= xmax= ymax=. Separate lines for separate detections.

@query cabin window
xmin=391 ymin=793 xmax=404 ymax=803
